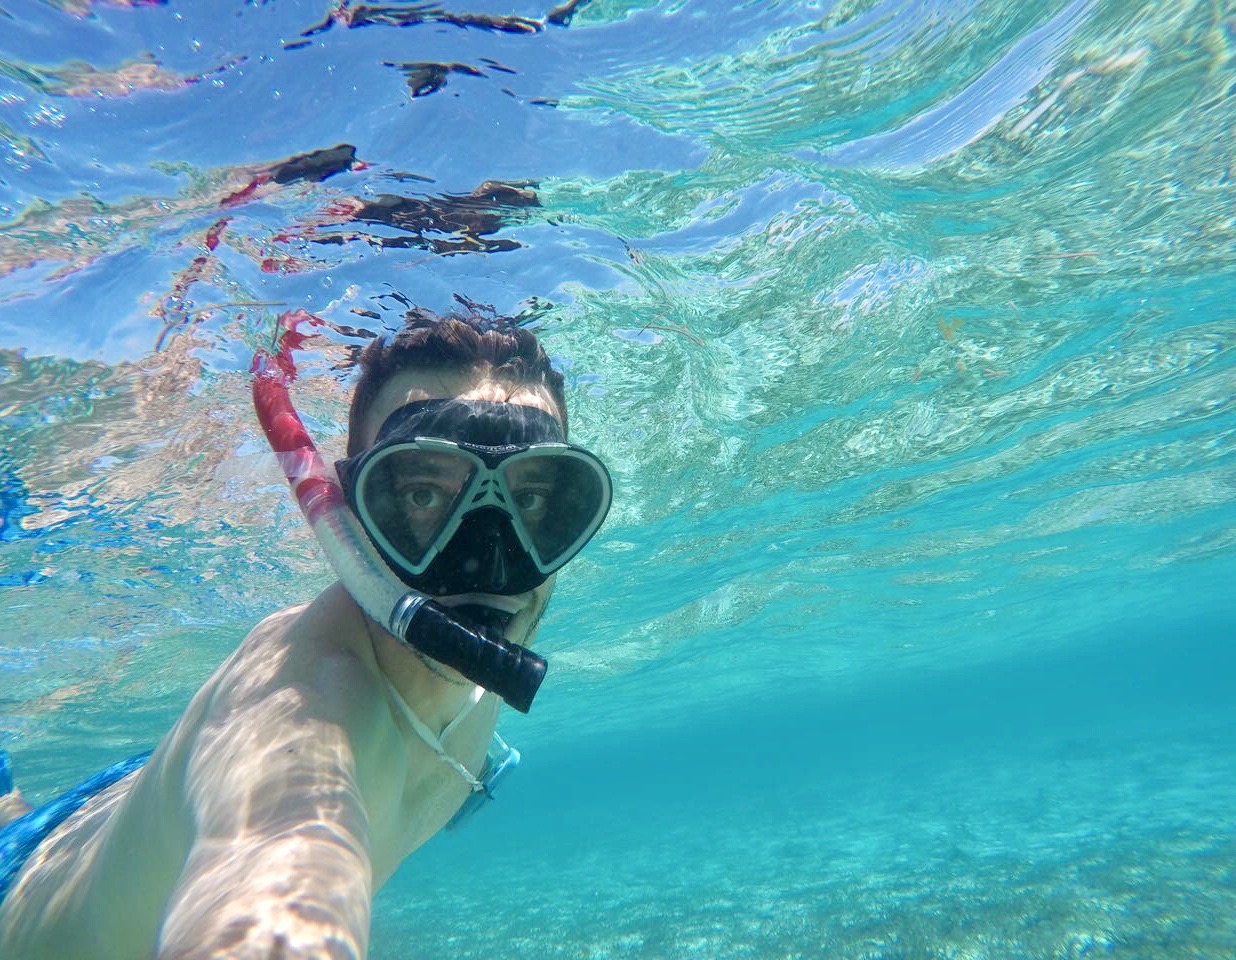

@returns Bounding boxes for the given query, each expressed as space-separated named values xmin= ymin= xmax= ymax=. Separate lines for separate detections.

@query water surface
xmin=1 ymin=0 xmax=1233 ymax=956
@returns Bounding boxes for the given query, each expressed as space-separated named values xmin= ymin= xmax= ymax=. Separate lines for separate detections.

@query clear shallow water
xmin=1 ymin=0 xmax=1234 ymax=957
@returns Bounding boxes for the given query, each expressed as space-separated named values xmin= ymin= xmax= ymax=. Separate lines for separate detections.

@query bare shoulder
xmin=196 ymin=582 xmax=384 ymax=721
xmin=150 ymin=581 xmax=396 ymax=837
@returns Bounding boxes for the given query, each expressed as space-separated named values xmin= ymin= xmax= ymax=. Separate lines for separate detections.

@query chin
xmin=506 ymin=598 xmax=545 ymax=646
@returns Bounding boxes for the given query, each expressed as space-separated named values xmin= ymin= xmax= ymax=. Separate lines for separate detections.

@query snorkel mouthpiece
xmin=393 ymin=598 xmax=546 ymax=714
xmin=251 ymin=310 xmax=547 ymax=713
xmin=390 ymin=600 xmax=545 ymax=715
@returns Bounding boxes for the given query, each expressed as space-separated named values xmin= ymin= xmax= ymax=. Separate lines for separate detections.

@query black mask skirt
xmin=336 ymin=399 xmax=612 ymax=598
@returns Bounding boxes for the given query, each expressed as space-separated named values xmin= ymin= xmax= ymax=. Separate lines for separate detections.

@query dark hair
xmin=347 ymin=308 xmax=567 ymax=454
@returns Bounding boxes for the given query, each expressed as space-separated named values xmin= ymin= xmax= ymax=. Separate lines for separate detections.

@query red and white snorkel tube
xmin=251 ymin=309 xmax=546 ymax=713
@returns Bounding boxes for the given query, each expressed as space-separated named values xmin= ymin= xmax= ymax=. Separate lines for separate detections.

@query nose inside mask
xmin=403 ymin=507 xmax=549 ymax=597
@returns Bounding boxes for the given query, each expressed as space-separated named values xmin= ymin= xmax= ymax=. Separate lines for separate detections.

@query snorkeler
xmin=0 ymin=309 xmax=610 ymax=959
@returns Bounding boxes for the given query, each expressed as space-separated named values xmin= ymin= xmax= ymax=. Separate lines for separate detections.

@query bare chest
xmin=364 ymin=687 xmax=499 ymax=885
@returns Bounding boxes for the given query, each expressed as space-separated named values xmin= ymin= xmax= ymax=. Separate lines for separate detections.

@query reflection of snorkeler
xmin=217 ymin=146 xmax=539 ymax=263
xmin=222 ymin=142 xmax=539 ymax=255
xmin=0 ymin=309 xmax=610 ymax=959
xmin=154 ymin=144 xmax=537 ymax=344
xmin=1 ymin=140 xmax=535 ymax=284
xmin=308 ymin=179 xmax=539 ymax=254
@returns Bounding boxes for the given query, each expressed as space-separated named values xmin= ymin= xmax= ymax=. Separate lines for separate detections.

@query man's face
xmin=357 ymin=366 xmax=565 ymax=648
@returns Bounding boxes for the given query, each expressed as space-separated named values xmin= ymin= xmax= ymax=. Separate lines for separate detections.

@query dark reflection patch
xmin=385 ymin=61 xmax=485 ymax=99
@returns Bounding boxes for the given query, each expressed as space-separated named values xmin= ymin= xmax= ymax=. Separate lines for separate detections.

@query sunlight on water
xmin=1 ymin=0 xmax=1233 ymax=956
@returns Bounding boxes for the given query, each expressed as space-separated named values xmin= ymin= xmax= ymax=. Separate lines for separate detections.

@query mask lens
xmin=356 ymin=446 xmax=476 ymax=572
xmin=502 ymin=452 xmax=610 ymax=568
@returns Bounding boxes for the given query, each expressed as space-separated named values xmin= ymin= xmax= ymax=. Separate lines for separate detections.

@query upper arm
xmin=158 ymin=646 xmax=385 ymax=960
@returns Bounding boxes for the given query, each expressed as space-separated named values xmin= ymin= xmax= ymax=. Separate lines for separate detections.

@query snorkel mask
xmin=251 ymin=309 xmax=610 ymax=712
xmin=336 ymin=399 xmax=611 ymax=599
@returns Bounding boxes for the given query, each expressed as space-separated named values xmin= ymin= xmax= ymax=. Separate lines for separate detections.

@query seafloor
xmin=372 ymin=706 xmax=1234 ymax=959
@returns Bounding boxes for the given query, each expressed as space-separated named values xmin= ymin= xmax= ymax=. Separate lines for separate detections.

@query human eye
xmin=411 ymin=487 xmax=440 ymax=509
xmin=514 ymin=490 xmax=545 ymax=511
xmin=513 ymin=483 xmax=552 ymax=514
xmin=397 ymin=480 xmax=447 ymax=511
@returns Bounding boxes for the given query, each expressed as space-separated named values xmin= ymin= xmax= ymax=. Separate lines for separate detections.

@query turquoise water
xmin=2 ymin=0 xmax=1234 ymax=956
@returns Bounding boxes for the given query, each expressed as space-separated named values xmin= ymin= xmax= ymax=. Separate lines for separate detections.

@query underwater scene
xmin=1 ymin=0 xmax=1233 ymax=957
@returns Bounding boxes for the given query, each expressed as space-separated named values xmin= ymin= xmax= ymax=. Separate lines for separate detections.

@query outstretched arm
xmin=157 ymin=652 xmax=379 ymax=960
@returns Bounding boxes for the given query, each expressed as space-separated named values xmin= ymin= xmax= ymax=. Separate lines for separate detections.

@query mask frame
xmin=338 ymin=437 xmax=612 ymax=585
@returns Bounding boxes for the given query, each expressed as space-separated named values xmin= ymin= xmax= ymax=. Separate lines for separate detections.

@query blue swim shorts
xmin=0 ymin=750 xmax=151 ymax=905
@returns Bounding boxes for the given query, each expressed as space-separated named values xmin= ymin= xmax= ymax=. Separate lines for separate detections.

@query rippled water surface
xmin=1 ymin=0 xmax=1234 ymax=957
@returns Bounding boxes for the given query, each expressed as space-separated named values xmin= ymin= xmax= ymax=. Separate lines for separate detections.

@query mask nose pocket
xmin=434 ymin=507 xmax=546 ymax=596
xmin=475 ymin=524 xmax=509 ymax=592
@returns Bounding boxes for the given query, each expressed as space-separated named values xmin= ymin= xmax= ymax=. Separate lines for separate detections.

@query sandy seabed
xmin=373 ymin=719 xmax=1235 ymax=959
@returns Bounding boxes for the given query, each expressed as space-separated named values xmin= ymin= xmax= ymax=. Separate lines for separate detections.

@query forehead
xmin=363 ymin=367 xmax=563 ymax=448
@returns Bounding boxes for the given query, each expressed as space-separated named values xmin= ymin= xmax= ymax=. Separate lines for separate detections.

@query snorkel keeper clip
xmin=251 ymin=309 xmax=546 ymax=713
